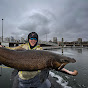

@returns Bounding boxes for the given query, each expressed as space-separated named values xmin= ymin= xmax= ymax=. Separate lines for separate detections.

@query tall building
xmin=0 ymin=37 xmax=2 ymax=42
xmin=53 ymin=37 xmax=57 ymax=43
xmin=4 ymin=37 xmax=10 ymax=42
xmin=21 ymin=37 xmax=25 ymax=43
xmin=78 ymin=38 xmax=82 ymax=44
xmin=10 ymin=36 xmax=15 ymax=42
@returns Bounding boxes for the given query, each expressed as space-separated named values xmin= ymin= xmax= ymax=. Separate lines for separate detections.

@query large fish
xmin=0 ymin=47 xmax=76 ymax=71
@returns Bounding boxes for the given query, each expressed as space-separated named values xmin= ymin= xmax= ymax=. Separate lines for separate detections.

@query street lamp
xmin=2 ymin=19 xmax=3 ymax=42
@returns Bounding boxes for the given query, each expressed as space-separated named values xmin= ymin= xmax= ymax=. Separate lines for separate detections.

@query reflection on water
xmin=0 ymin=67 xmax=2 ymax=76
xmin=77 ymin=48 xmax=82 ymax=53
xmin=61 ymin=48 xmax=83 ymax=54
xmin=50 ymin=48 xmax=88 ymax=88
xmin=74 ymin=48 xmax=82 ymax=54
xmin=0 ymin=67 xmax=13 ymax=88
xmin=61 ymin=48 xmax=63 ymax=55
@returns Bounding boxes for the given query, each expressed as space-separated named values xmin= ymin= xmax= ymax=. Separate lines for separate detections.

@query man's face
xmin=29 ymin=38 xmax=37 ymax=46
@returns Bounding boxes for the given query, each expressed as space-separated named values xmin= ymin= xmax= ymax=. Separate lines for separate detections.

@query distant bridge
xmin=38 ymin=41 xmax=58 ymax=46
xmin=59 ymin=42 xmax=88 ymax=47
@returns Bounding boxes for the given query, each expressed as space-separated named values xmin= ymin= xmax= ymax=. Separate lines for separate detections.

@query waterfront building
xmin=0 ymin=37 xmax=2 ymax=42
xmin=49 ymin=40 xmax=52 ymax=43
xmin=4 ymin=37 xmax=10 ymax=42
xmin=78 ymin=38 xmax=82 ymax=44
xmin=10 ymin=36 xmax=15 ymax=42
xmin=21 ymin=37 xmax=25 ymax=43
xmin=53 ymin=37 xmax=57 ymax=43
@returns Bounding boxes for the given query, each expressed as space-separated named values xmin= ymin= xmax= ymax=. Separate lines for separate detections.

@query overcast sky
xmin=0 ymin=0 xmax=88 ymax=42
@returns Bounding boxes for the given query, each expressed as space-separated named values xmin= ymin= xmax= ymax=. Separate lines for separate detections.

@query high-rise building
xmin=78 ymin=38 xmax=82 ymax=44
xmin=10 ymin=36 xmax=14 ymax=42
xmin=53 ymin=37 xmax=57 ymax=43
xmin=0 ymin=37 xmax=2 ymax=42
xmin=4 ymin=37 xmax=10 ymax=42
xmin=21 ymin=37 xmax=25 ymax=43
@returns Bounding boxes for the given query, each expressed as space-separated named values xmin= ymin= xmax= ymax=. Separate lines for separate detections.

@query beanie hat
xmin=28 ymin=32 xmax=38 ymax=49
xmin=28 ymin=32 xmax=38 ymax=41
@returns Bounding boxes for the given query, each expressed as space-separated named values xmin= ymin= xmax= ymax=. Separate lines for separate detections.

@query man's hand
xmin=60 ymin=68 xmax=78 ymax=76
xmin=0 ymin=45 xmax=5 ymax=47
xmin=0 ymin=45 xmax=3 ymax=47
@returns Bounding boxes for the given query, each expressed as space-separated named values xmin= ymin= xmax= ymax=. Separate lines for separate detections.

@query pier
xmin=59 ymin=42 xmax=88 ymax=47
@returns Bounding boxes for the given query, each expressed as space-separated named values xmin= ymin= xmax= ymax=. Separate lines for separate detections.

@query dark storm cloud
xmin=0 ymin=0 xmax=88 ymax=41
xmin=52 ymin=0 xmax=88 ymax=41
xmin=19 ymin=10 xmax=56 ymax=36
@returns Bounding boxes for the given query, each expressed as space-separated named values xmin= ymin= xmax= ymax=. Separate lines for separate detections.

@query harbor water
xmin=49 ymin=48 xmax=88 ymax=88
xmin=0 ymin=48 xmax=88 ymax=88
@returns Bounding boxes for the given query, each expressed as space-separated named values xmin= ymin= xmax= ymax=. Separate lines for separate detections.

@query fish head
xmin=51 ymin=55 xmax=76 ymax=70
xmin=55 ymin=55 xmax=76 ymax=63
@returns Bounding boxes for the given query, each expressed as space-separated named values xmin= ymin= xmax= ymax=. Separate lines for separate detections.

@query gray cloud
xmin=19 ymin=9 xmax=57 ymax=38
xmin=0 ymin=0 xmax=88 ymax=41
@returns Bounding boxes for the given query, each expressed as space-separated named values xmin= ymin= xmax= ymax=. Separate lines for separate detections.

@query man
xmin=0 ymin=32 xmax=78 ymax=88
xmin=0 ymin=32 xmax=50 ymax=88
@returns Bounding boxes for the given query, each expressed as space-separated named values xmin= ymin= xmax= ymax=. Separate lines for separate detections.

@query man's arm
xmin=59 ymin=68 xmax=78 ymax=76
xmin=0 ymin=44 xmax=24 ymax=50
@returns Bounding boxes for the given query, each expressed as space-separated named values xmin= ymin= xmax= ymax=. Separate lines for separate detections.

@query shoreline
xmin=42 ymin=46 xmax=88 ymax=50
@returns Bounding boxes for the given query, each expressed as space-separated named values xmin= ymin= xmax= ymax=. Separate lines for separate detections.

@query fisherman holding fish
xmin=0 ymin=32 xmax=78 ymax=88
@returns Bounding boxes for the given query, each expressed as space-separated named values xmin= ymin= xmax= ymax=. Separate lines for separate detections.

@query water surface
xmin=49 ymin=48 xmax=88 ymax=88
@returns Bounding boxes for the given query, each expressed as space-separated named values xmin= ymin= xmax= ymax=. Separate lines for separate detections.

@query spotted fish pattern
xmin=0 ymin=47 xmax=76 ymax=71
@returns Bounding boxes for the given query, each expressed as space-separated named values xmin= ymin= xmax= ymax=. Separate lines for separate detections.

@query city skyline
xmin=0 ymin=36 xmax=88 ymax=43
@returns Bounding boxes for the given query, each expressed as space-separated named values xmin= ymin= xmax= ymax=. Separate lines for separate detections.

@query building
xmin=53 ymin=37 xmax=57 ymax=43
xmin=49 ymin=40 xmax=52 ymax=43
xmin=10 ymin=36 xmax=15 ymax=42
xmin=21 ymin=37 xmax=25 ymax=43
xmin=4 ymin=37 xmax=10 ymax=42
xmin=78 ymin=38 xmax=82 ymax=44
xmin=0 ymin=37 xmax=2 ymax=42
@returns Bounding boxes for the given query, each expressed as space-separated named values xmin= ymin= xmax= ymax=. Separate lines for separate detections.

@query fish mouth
xmin=52 ymin=61 xmax=68 ymax=71
xmin=58 ymin=63 xmax=67 ymax=70
xmin=58 ymin=63 xmax=65 ymax=70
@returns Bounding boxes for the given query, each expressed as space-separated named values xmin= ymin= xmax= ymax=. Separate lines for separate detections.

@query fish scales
xmin=0 ymin=47 xmax=76 ymax=71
